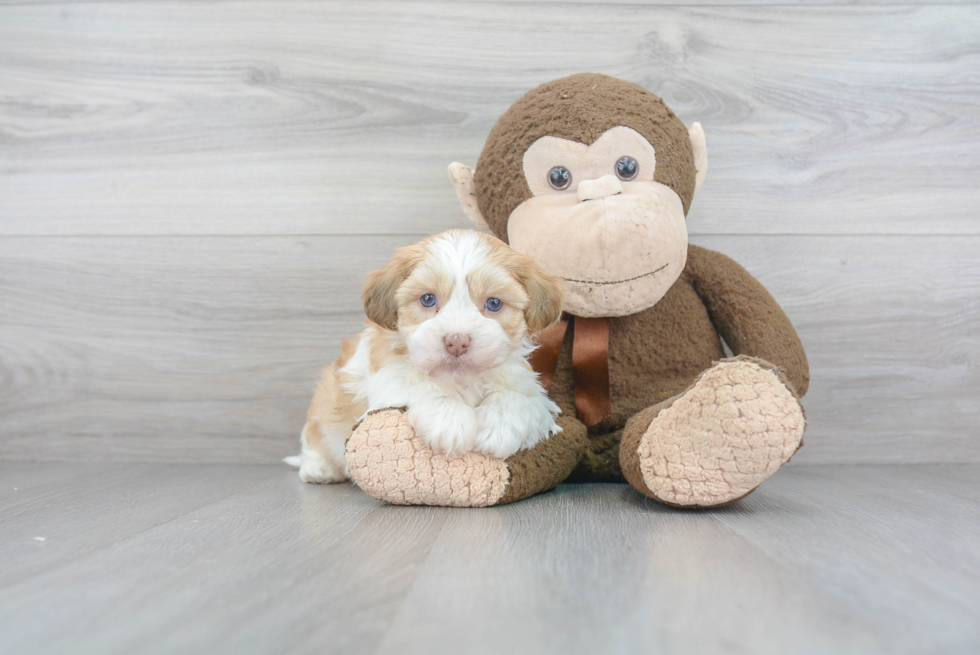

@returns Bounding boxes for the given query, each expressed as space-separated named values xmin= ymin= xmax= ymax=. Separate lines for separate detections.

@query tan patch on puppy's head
xmin=466 ymin=262 xmax=528 ymax=343
xmin=468 ymin=233 xmax=564 ymax=338
xmin=393 ymin=253 xmax=455 ymax=331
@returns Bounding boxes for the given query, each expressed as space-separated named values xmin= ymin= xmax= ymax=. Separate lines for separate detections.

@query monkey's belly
xmin=604 ymin=280 xmax=724 ymax=430
xmin=561 ymin=281 xmax=724 ymax=482
xmin=548 ymin=277 xmax=724 ymax=436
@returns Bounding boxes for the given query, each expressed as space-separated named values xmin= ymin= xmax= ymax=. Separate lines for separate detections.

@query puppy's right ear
xmin=519 ymin=261 xmax=565 ymax=335
xmin=362 ymin=243 xmax=423 ymax=331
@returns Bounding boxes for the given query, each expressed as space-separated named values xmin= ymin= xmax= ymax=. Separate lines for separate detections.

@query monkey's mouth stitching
xmin=563 ymin=263 xmax=668 ymax=286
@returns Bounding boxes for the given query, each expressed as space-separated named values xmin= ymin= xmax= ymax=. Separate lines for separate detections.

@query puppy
xmin=289 ymin=229 xmax=565 ymax=484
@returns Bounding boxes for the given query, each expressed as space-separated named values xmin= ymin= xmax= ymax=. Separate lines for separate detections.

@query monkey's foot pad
xmin=637 ymin=359 xmax=805 ymax=507
xmin=345 ymin=409 xmax=509 ymax=507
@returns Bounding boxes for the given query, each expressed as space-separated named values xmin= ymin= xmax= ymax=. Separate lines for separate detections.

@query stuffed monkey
xmin=346 ymin=73 xmax=808 ymax=508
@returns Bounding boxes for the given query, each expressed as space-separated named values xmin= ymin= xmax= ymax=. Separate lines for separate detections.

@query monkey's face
xmin=449 ymin=74 xmax=708 ymax=319
xmin=506 ymin=127 xmax=688 ymax=318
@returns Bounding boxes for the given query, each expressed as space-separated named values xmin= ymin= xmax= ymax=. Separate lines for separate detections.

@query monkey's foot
xmin=346 ymin=409 xmax=586 ymax=507
xmin=621 ymin=357 xmax=805 ymax=508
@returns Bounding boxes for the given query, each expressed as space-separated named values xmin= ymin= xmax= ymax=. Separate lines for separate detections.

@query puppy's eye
xmin=485 ymin=298 xmax=502 ymax=312
xmin=615 ymin=156 xmax=638 ymax=181
xmin=548 ymin=166 xmax=572 ymax=190
xmin=420 ymin=294 xmax=437 ymax=308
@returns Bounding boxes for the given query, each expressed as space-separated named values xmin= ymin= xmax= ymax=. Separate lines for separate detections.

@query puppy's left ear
xmin=520 ymin=263 xmax=564 ymax=335
xmin=362 ymin=243 xmax=423 ymax=331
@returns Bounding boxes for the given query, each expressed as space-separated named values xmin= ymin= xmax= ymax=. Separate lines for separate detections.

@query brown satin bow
xmin=529 ymin=315 xmax=612 ymax=427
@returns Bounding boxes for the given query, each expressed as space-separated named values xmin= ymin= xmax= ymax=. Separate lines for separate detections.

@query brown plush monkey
xmin=346 ymin=73 xmax=808 ymax=508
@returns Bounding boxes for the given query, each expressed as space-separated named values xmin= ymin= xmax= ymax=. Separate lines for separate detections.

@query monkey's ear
xmin=689 ymin=122 xmax=708 ymax=194
xmin=448 ymin=162 xmax=490 ymax=231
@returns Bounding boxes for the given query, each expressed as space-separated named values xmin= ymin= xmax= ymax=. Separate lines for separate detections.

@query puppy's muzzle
xmin=444 ymin=333 xmax=470 ymax=358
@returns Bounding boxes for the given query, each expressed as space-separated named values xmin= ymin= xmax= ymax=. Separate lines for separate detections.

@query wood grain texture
xmin=0 ymin=463 xmax=977 ymax=654
xmin=1 ymin=2 xmax=978 ymax=465
xmin=0 ymin=463 xmax=281 ymax=587
xmin=0 ymin=234 xmax=977 ymax=464
xmin=377 ymin=465 xmax=980 ymax=655
xmin=0 ymin=3 xmax=978 ymax=236
xmin=2 ymin=0 xmax=975 ymax=6
xmin=0 ymin=463 xmax=452 ymax=655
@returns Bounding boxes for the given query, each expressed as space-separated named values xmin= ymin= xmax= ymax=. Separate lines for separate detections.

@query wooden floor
xmin=0 ymin=463 xmax=977 ymax=655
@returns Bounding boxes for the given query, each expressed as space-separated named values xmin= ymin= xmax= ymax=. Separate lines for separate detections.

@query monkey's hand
xmin=346 ymin=408 xmax=508 ymax=507
xmin=345 ymin=409 xmax=585 ymax=507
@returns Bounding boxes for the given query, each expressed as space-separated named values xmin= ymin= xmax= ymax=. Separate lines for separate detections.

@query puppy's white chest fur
xmin=342 ymin=329 xmax=560 ymax=458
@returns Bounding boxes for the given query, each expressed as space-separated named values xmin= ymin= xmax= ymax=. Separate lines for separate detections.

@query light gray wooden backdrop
xmin=1 ymin=1 xmax=978 ymax=465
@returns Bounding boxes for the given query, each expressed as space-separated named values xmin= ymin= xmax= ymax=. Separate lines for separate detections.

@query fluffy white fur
xmin=288 ymin=230 xmax=562 ymax=484
xmin=349 ymin=329 xmax=560 ymax=457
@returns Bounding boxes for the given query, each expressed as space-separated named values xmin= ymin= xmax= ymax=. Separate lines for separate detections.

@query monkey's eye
xmin=548 ymin=166 xmax=572 ymax=190
xmin=615 ymin=156 xmax=639 ymax=181
xmin=420 ymin=294 xmax=437 ymax=308
xmin=485 ymin=298 xmax=502 ymax=312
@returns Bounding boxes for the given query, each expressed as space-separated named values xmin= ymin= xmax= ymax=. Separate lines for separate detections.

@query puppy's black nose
xmin=444 ymin=333 xmax=470 ymax=357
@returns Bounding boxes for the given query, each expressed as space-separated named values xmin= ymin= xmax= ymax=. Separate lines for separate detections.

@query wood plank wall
xmin=1 ymin=2 xmax=978 ymax=464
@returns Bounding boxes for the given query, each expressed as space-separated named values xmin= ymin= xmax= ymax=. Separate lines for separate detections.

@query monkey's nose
xmin=444 ymin=333 xmax=471 ymax=357
xmin=578 ymin=175 xmax=623 ymax=201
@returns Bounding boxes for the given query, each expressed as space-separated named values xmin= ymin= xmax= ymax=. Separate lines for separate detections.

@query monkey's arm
xmin=685 ymin=244 xmax=809 ymax=396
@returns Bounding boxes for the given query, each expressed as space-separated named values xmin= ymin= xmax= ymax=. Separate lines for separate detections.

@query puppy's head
xmin=363 ymin=229 xmax=563 ymax=384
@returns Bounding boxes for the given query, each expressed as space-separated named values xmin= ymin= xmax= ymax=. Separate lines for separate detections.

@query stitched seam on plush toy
xmin=563 ymin=263 xmax=667 ymax=286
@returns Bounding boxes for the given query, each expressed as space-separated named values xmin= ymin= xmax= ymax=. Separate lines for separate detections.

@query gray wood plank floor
xmin=0 ymin=463 xmax=977 ymax=655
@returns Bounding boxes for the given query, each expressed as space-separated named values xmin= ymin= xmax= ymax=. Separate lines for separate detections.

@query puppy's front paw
xmin=408 ymin=400 xmax=478 ymax=456
xmin=475 ymin=392 xmax=562 ymax=459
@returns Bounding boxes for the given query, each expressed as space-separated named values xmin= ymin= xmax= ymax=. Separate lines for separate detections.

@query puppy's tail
xmin=282 ymin=455 xmax=302 ymax=468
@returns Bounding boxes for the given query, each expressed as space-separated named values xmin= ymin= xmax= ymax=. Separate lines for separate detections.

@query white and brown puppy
xmin=288 ymin=229 xmax=565 ymax=484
